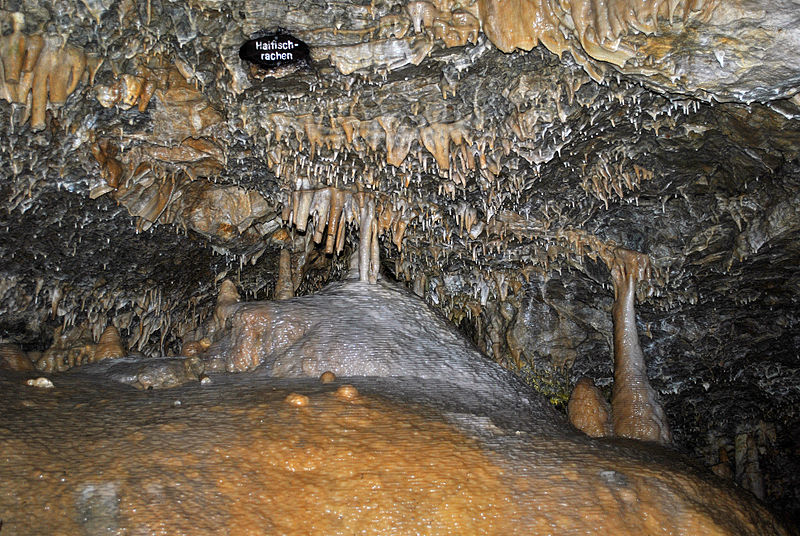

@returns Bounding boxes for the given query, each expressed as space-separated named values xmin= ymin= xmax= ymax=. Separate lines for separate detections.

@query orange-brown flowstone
xmin=0 ymin=372 xmax=790 ymax=535
xmin=568 ymin=376 xmax=612 ymax=438
xmin=319 ymin=371 xmax=336 ymax=383
xmin=0 ymin=376 xmax=515 ymax=535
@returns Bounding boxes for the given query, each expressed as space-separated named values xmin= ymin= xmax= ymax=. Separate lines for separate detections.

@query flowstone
xmin=0 ymin=273 xmax=794 ymax=534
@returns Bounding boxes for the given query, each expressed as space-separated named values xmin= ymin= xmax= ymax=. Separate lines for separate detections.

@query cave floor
xmin=0 ymin=370 xmax=791 ymax=535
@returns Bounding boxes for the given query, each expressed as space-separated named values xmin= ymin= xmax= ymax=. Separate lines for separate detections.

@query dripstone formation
xmin=0 ymin=0 xmax=799 ymax=530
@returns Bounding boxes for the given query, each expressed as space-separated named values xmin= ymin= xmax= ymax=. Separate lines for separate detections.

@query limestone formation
xmin=568 ymin=247 xmax=671 ymax=444
xmin=1 ymin=275 xmax=794 ymax=534
xmin=89 ymin=327 xmax=125 ymax=364
xmin=0 ymin=0 xmax=798 ymax=524
xmin=35 ymin=324 xmax=127 ymax=372
xmin=473 ymin=0 xmax=800 ymax=101
xmin=0 ymin=343 xmax=34 ymax=371
xmin=211 ymin=279 xmax=241 ymax=334
xmin=568 ymin=376 xmax=612 ymax=438
xmin=608 ymin=247 xmax=671 ymax=444
xmin=0 ymin=15 xmax=94 ymax=130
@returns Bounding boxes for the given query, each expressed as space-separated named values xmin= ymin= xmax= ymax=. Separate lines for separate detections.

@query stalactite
xmin=280 ymin=184 xmax=421 ymax=283
xmin=0 ymin=19 xmax=89 ymax=130
xmin=275 ymin=249 xmax=295 ymax=300
xmin=358 ymin=194 xmax=375 ymax=282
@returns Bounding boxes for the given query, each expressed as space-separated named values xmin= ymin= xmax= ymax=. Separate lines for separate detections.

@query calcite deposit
xmin=568 ymin=376 xmax=612 ymax=438
xmin=0 ymin=272 xmax=794 ymax=534
xmin=1 ymin=0 xmax=799 ymax=528
xmin=0 ymin=342 xmax=34 ymax=371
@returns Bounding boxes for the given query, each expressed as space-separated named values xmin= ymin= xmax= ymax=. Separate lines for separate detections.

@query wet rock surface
xmin=0 ymin=0 xmax=798 ymax=524
xmin=210 ymin=278 xmax=553 ymax=405
xmin=0 ymin=370 xmax=792 ymax=535
xmin=2 ymin=267 xmax=795 ymax=534
xmin=84 ymin=356 xmax=204 ymax=390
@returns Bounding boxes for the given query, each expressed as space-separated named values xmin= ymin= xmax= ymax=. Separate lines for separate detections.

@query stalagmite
xmin=212 ymin=279 xmax=241 ymax=335
xmin=568 ymin=377 xmax=612 ymax=438
xmin=92 ymin=326 xmax=126 ymax=362
xmin=712 ymin=447 xmax=734 ymax=480
xmin=609 ymin=247 xmax=671 ymax=444
xmin=369 ymin=207 xmax=380 ymax=284
xmin=358 ymin=195 xmax=376 ymax=283
xmin=32 ymin=323 xmax=126 ymax=371
xmin=736 ymin=432 xmax=765 ymax=500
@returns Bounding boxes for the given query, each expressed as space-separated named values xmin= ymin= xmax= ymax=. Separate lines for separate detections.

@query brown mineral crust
xmin=92 ymin=326 xmax=126 ymax=362
xmin=0 ymin=343 xmax=35 ymax=371
xmin=0 ymin=373 xmax=790 ymax=535
xmin=0 ymin=376 xmax=516 ymax=535
xmin=96 ymin=63 xmax=223 ymax=138
xmin=503 ymin=434 xmax=790 ymax=535
xmin=320 ymin=370 xmax=336 ymax=383
xmin=90 ymin=140 xmax=124 ymax=189
xmin=181 ymin=338 xmax=211 ymax=358
xmin=474 ymin=0 xmax=709 ymax=71
xmin=95 ymin=64 xmax=157 ymax=112
xmin=568 ymin=376 xmax=612 ymax=438
xmin=174 ymin=182 xmax=272 ymax=240
xmin=334 ymin=384 xmax=359 ymax=400
xmin=93 ymin=133 xmax=272 ymax=239
xmin=151 ymin=67 xmax=224 ymax=140
xmin=137 ymin=138 xmax=225 ymax=177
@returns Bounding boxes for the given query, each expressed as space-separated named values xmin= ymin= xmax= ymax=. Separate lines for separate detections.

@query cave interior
xmin=0 ymin=0 xmax=799 ymax=525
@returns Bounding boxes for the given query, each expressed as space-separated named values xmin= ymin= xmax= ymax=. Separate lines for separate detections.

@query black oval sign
xmin=239 ymin=32 xmax=310 ymax=71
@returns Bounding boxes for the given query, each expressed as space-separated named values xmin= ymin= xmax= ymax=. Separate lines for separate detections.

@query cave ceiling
xmin=1 ymin=0 xmax=799 ymax=518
